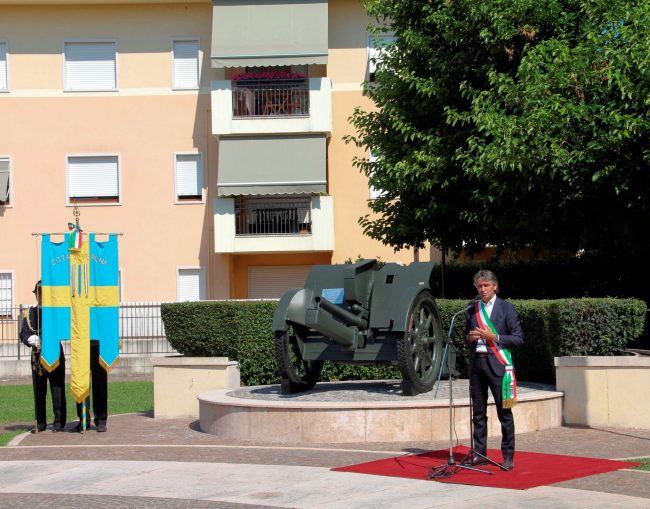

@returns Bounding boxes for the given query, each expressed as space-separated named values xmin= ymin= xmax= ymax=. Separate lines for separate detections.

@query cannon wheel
xmin=397 ymin=291 xmax=444 ymax=396
xmin=275 ymin=328 xmax=324 ymax=394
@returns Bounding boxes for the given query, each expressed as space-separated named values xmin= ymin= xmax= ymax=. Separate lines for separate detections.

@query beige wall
xmin=0 ymin=3 xmax=220 ymax=304
xmin=328 ymin=0 xmax=428 ymax=265
xmin=1 ymin=0 xmax=429 ymax=306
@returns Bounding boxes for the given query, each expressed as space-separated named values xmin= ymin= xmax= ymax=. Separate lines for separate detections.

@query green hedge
xmin=161 ymin=298 xmax=646 ymax=386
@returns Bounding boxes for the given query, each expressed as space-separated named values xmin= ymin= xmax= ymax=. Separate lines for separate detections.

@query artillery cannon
xmin=272 ymin=259 xmax=446 ymax=396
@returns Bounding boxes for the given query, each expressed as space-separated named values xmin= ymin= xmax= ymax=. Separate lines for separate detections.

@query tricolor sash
xmin=475 ymin=300 xmax=517 ymax=408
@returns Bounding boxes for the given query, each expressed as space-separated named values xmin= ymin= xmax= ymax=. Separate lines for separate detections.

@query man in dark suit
xmin=20 ymin=280 xmax=67 ymax=433
xmin=75 ymin=339 xmax=108 ymax=432
xmin=465 ymin=270 xmax=523 ymax=470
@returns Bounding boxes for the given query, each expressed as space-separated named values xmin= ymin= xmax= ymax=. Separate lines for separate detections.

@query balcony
xmin=211 ymin=77 xmax=332 ymax=136
xmin=235 ymin=197 xmax=312 ymax=235
xmin=214 ymin=195 xmax=334 ymax=254
xmin=232 ymin=78 xmax=309 ymax=118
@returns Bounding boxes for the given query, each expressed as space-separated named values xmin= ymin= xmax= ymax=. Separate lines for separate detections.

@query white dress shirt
xmin=476 ymin=294 xmax=497 ymax=353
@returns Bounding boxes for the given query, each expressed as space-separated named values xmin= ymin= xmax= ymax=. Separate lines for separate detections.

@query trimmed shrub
xmin=161 ymin=298 xmax=646 ymax=386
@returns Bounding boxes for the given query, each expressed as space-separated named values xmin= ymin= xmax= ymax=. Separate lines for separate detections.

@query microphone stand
xmin=428 ymin=301 xmax=491 ymax=479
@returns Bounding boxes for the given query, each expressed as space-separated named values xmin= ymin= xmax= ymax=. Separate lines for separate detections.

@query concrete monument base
xmin=153 ymin=356 xmax=240 ymax=419
xmin=198 ymin=380 xmax=562 ymax=443
xmin=555 ymin=355 xmax=650 ymax=428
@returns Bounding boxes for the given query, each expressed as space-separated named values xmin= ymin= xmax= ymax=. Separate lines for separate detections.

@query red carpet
xmin=332 ymin=445 xmax=639 ymax=489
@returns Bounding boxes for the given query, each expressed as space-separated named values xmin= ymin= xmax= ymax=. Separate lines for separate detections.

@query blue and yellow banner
xmin=41 ymin=233 xmax=119 ymax=403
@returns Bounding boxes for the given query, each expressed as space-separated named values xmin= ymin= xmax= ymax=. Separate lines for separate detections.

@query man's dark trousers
xmin=33 ymin=344 xmax=66 ymax=428
xmin=470 ymin=355 xmax=515 ymax=458
xmin=76 ymin=339 xmax=108 ymax=426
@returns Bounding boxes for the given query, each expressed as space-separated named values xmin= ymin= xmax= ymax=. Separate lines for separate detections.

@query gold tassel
xmin=503 ymin=398 xmax=518 ymax=409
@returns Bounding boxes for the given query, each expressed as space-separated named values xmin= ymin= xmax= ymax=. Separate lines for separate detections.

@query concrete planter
xmin=152 ymin=356 xmax=240 ymax=419
xmin=555 ymin=355 xmax=650 ymax=428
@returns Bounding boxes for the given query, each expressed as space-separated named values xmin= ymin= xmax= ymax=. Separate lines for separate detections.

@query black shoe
xmin=469 ymin=454 xmax=489 ymax=466
xmin=502 ymin=456 xmax=515 ymax=470
xmin=51 ymin=424 xmax=64 ymax=433
xmin=74 ymin=422 xmax=89 ymax=433
xmin=31 ymin=424 xmax=47 ymax=433
xmin=95 ymin=422 xmax=107 ymax=432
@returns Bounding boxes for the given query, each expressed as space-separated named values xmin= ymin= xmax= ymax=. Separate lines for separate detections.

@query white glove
xmin=27 ymin=335 xmax=40 ymax=348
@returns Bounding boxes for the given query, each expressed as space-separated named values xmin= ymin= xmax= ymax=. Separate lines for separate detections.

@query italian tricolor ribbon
xmin=475 ymin=301 xmax=517 ymax=408
xmin=68 ymin=223 xmax=83 ymax=250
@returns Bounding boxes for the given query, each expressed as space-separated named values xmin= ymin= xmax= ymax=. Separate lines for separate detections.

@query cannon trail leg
xmin=275 ymin=329 xmax=324 ymax=394
xmin=397 ymin=291 xmax=444 ymax=396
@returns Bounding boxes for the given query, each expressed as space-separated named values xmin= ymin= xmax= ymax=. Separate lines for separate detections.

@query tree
xmin=346 ymin=0 xmax=650 ymax=256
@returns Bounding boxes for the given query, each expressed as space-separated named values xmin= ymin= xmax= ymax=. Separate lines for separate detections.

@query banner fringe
xmin=503 ymin=398 xmax=518 ymax=409
xmin=99 ymin=355 xmax=120 ymax=373
xmin=72 ymin=388 xmax=90 ymax=405
xmin=39 ymin=356 xmax=60 ymax=373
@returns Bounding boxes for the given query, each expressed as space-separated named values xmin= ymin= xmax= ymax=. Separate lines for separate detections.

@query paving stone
xmin=2 ymin=382 xmax=650 ymax=507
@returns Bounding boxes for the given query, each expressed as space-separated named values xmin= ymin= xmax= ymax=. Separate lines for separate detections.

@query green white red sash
xmin=475 ymin=300 xmax=517 ymax=408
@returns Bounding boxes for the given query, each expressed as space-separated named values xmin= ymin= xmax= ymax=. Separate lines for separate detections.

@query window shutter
xmin=0 ymin=273 xmax=12 ymax=316
xmin=368 ymin=152 xmax=384 ymax=199
xmin=0 ymin=42 xmax=7 ymax=91
xmin=0 ymin=158 xmax=9 ymax=203
xmin=65 ymin=42 xmax=116 ymax=91
xmin=178 ymin=268 xmax=205 ymax=301
xmin=173 ymin=40 xmax=199 ymax=89
xmin=248 ymin=266 xmax=311 ymax=299
xmin=175 ymin=154 xmax=203 ymax=197
xmin=68 ymin=156 xmax=119 ymax=199
xmin=367 ymin=34 xmax=395 ymax=77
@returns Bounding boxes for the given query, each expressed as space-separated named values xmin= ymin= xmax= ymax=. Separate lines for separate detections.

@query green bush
xmin=161 ymin=298 xmax=646 ymax=386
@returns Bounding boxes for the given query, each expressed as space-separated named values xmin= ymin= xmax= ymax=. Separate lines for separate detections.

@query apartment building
xmin=0 ymin=0 xmax=427 ymax=311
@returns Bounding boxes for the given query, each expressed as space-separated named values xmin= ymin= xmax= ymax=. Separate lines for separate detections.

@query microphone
xmin=460 ymin=296 xmax=479 ymax=314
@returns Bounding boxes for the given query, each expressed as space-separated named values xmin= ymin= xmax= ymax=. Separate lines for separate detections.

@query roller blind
xmin=0 ymin=158 xmax=9 ymax=203
xmin=68 ymin=156 xmax=119 ymax=199
xmin=175 ymin=154 xmax=203 ymax=198
xmin=178 ymin=268 xmax=205 ymax=301
xmin=65 ymin=41 xmax=117 ymax=91
xmin=0 ymin=42 xmax=7 ymax=91
xmin=173 ymin=40 xmax=200 ymax=89
xmin=368 ymin=33 xmax=395 ymax=78
xmin=248 ymin=265 xmax=311 ymax=299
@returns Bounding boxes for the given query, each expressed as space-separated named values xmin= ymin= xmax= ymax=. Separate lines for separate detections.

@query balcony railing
xmin=235 ymin=198 xmax=312 ymax=235
xmin=232 ymin=79 xmax=310 ymax=118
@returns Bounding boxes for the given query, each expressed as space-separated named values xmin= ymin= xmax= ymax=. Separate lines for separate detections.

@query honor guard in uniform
xmin=75 ymin=339 xmax=109 ymax=433
xmin=20 ymin=280 xmax=67 ymax=432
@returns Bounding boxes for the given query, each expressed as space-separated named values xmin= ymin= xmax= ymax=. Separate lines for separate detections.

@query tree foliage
xmin=347 ymin=0 xmax=649 ymax=256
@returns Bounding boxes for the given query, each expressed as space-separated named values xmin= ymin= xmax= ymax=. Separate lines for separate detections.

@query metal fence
xmin=231 ymin=78 xmax=310 ymax=117
xmin=235 ymin=197 xmax=312 ymax=235
xmin=0 ymin=301 xmax=176 ymax=359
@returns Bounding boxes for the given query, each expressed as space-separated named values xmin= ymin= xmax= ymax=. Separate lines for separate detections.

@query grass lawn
xmin=0 ymin=380 xmax=153 ymax=445
xmin=630 ymin=458 xmax=650 ymax=471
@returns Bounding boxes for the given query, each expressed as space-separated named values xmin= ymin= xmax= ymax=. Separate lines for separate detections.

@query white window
xmin=64 ymin=41 xmax=117 ymax=91
xmin=368 ymin=152 xmax=385 ymax=199
xmin=177 ymin=268 xmax=206 ymax=301
xmin=174 ymin=153 xmax=204 ymax=202
xmin=67 ymin=155 xmax=120 ymax=204
xmin=0 ymin=157 xmax=10 ymax=205
xmin=172 ymin=39 xmax=199 ymax=90
xmin=0 ymin=272 xmax=13 ymax=317
xmin=367 ymin=33 xmax=395 ymax=82
xmin=0 ymin=41 xmax=8 ymax=91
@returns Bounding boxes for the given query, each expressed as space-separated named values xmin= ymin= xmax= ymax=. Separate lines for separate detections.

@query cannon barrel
xmin=315 ymin=296 xmax=368 ymax=330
